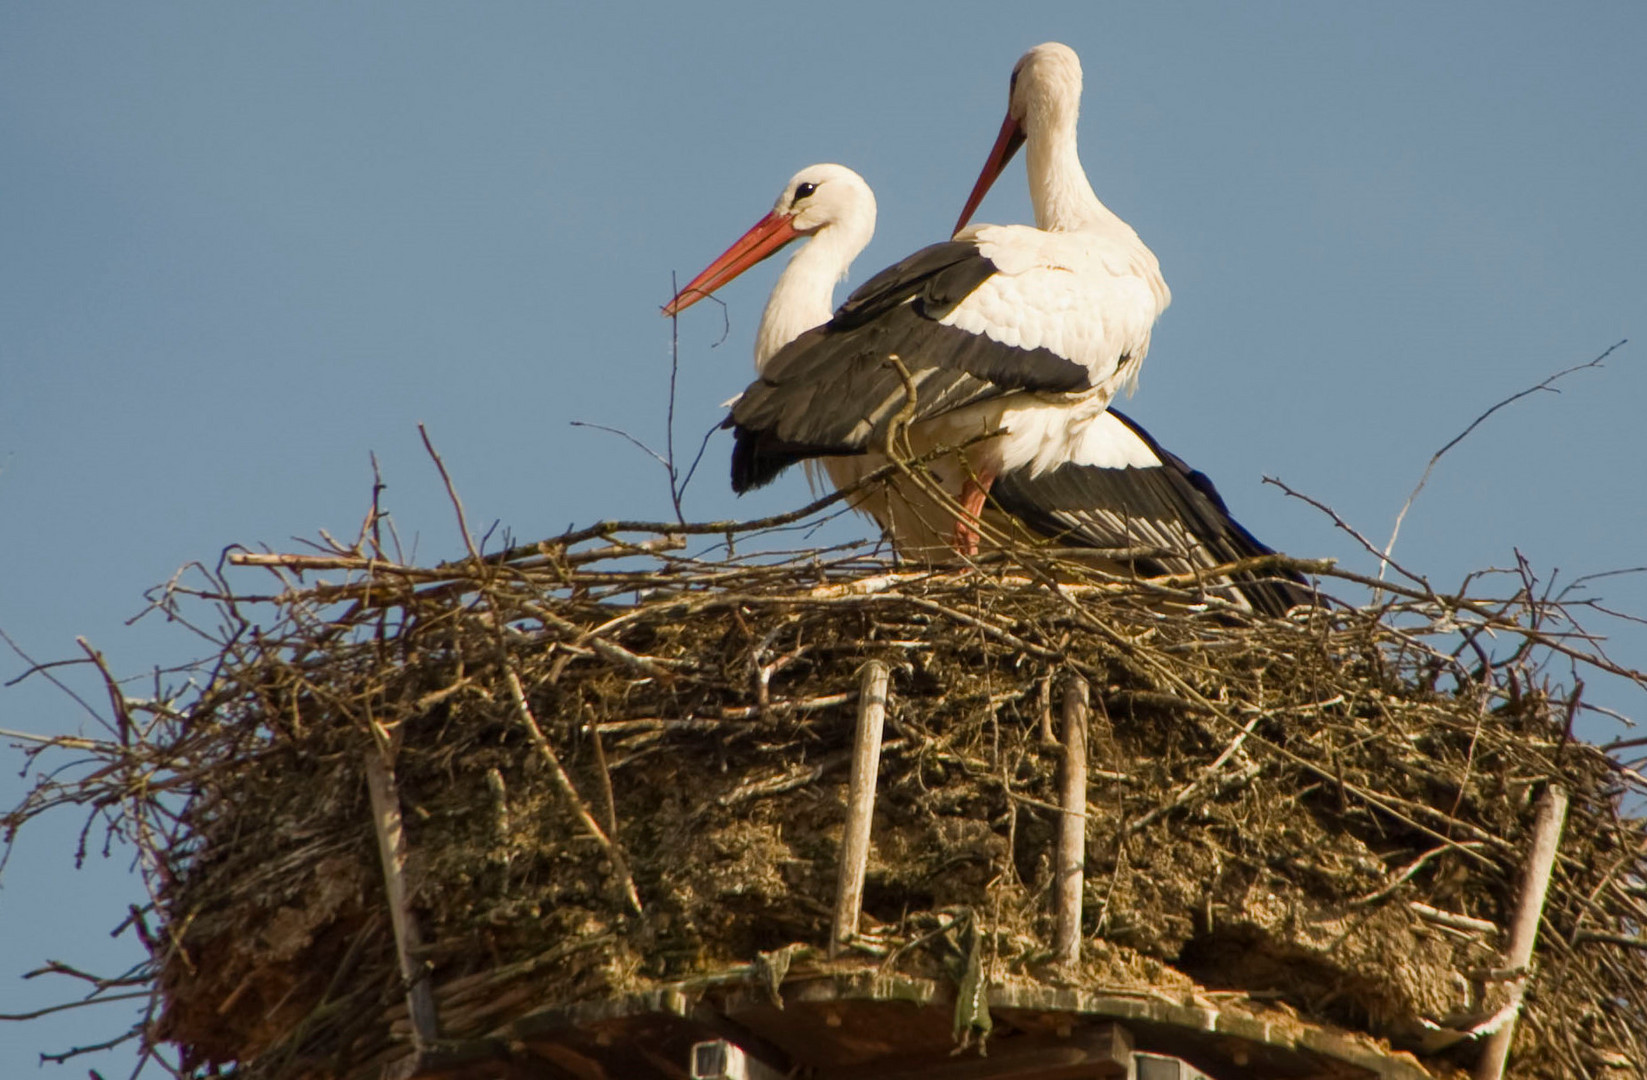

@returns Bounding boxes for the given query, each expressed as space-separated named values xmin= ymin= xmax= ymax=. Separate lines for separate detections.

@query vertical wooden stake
xmin=365 ymin=748 xmax=440 ymax=1047
xmin=831 ymin=660 xmax=890 ymax=957
xmin=1475 ymin=783 xmax=1569 ymax=1080
xmin=1053 ymin=675 xmax=1089 ymax=967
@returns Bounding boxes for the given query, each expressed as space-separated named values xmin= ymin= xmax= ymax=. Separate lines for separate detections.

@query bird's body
xmin=665 ymin=163 xmax=1306 ymax=614
xmin=728 ymin=43 xmax=1169 ymax=554
xmin=728 ymin=229 xmax=1162 ymax=492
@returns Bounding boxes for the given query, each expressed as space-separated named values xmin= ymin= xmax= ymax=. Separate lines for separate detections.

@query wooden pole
xmin=364 ymin=747 xmax=440 ymax=1047
xmin=831 ymin=660 xmax=890 ymax=957
xmin=1474 ymin=783 xmax=1569 ymax=1080
xmin=1053 ymin=675 xmax=1089 ymax=967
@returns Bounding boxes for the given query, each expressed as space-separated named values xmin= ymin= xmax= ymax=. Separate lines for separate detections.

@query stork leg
xmin=951 ymin=467 xmax=999 ymax=557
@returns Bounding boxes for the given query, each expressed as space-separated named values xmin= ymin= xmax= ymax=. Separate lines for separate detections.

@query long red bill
xmin=953 ymin=112 xmax=1026 ymax=236
xmin=662 ymin=211 xmax=801 ymax=316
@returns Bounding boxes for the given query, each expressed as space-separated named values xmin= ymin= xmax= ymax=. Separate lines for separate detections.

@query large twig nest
xmin=6 ymin=516 xmax=1645 ymax=1079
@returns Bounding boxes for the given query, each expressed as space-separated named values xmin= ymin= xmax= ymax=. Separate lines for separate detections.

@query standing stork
xmin=726 ymin=42 xmax=1169 ymax=555
xmin=666 ymin=165 xmax=1308 ymax=614
xmin=662 ymin=164 xmax=896 ymax=534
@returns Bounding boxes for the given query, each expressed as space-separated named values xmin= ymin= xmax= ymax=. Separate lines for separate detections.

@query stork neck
xmin=754 ymin=222 xmax=863 ymax=370
xmin=1025 ymin=122 xmax=1115 ymax=233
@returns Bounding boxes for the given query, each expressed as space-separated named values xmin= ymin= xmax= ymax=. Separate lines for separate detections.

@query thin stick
xmin=566 ymin=421 xmax=669 ymax=469
xmin=0 ymin=727 xmax=109 ymax=751
xmin=363 ymin=749 xmax=440 ymax=1046
xmin=503 ymin=668 xmax=642 ymax=913
xmin=831 ymin=660 xmax=889 ymax=956
xmin=417 ymin=423 xmax=480 ymax=563
xmin=1353 ymin=842 xmax=1488 ymax=906
xmin=1384 ymin=341 xmax=1625 ymax=577
xmin=1475 ymin=784 xmax=1570 ymax=1080
xmin=0 ymin=991 xmax=150 ymax=1022
xmin=1053 ymin=674 xmax=1089 ymax=967
xmin=675 ymin=417 xmax=721 ymax=506
xmin=75 ymin=638 xmax=133 ymax=745
xmin=1126 ymin=711 xmax=1262 ymax=837
xmin=1409 ymin=901 xmax=1499 ymax=936
xmin=1265 ymin=476 xmax=1428 ymax=590
xmin=666 ymin=269 xmax=683 ymax=525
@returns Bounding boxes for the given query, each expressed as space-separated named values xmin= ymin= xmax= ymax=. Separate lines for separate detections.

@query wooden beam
xmin=379 ymin=1038 xmax=521 ymax=1080
xmin=690 ymin=1039 xmax=788 ymax=1080
xmin=1474 ymin=783 xmax=1569 ymax=1080
xmin=365 ymin=747 xmax=441 ymax=1046
xmin=1053 ymin=675 xmax=1089 ymax=966
xmin=536 ymin=973 xmax=1435 ymax=1080
xmin=849 ymin=1023 xmax=1133 ymax=1080
xmin=831 ymin=660 xmax=891 ymax=957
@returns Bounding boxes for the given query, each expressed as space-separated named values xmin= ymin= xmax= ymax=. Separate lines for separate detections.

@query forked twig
xmin=1381 ymin=340 xmax=1626 ymax=577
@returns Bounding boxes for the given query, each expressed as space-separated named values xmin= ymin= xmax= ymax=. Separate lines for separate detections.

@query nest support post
xmin=831 ymin=660 xmax=891 ymax=957
xmin=1474 ymin=783 xmax=1570 ymax=1080
xmin=1053 ymin=673 xmax=1090 ymax=967
xmin=364 ymin=744 xmax=441 ymax=1047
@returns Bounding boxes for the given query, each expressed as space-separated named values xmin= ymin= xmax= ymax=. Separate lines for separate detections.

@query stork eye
xmin=794 ymin=182 xmax=817 ymax=200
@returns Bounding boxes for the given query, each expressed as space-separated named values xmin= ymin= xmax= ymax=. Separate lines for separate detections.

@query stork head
xmin=954 ymin=41 xmax=1084 ymax=235
xmin=782 ymin=163 xmax=876 ymax=239
xmin=663 ymin=163 xmax=876 ymax=316
xmin=1009 ymin=42 xmax=1084 ymax=135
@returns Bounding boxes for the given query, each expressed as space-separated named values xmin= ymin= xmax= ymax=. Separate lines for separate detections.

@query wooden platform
xmin=386 ymin=970 xmax=1434 ymax=1080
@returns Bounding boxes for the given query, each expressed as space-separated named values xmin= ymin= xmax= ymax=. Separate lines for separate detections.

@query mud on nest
xmin=6 ymin=512 xmax=1646 ymax=1080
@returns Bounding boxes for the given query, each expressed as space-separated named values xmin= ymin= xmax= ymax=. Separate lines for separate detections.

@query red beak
xmin=663 ymin=211 xmax=801 ymax=316
xmin=954 ymin=112 xmax=1026 ymax=236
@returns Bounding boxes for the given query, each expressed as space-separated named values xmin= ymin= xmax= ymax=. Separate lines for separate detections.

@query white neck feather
xmin=753 ymin=220 xmax=867 ymax=369
xmin=1025 ymin=114 xmax=1121 ymax=234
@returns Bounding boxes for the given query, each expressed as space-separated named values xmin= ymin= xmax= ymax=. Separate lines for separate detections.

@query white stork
xmin=662 ymin=164 xmax=895 ymax=533
xmin=665 ymin=165 xmax=1308 ymax=614
xmin=724 ymin=42 xmax=1170 ymax=555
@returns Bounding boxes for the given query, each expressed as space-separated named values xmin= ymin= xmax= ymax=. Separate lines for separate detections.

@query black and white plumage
xmin=729 ymin=239 xmax=1092 ymax=491
xmin=985 ymin=408 xmax=1313 ymax=616
xmin=728 ymin=42 xmax=1170 ymax=553
xmin=665 ymin=163 xmax=1306 ymax=613
xmin=662 ymin=163 xmax=900 ymax=531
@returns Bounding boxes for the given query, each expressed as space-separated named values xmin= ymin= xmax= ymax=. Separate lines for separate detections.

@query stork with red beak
xmin=665 ymin=165 xmax=1307 ymax=614
xmin=725 ymin=42 xmax=1169 ymax=555
xmin=663 ymin=164 xmax=897 ymax=535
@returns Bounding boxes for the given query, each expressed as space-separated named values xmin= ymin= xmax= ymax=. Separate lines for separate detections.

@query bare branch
xmin=417 ymin=423 xmax=480 ymax=563
xmin=568 ymin=420 xmax=670 ymax=469
xmin=1381 ymin=340 xmax=1627 ymax=575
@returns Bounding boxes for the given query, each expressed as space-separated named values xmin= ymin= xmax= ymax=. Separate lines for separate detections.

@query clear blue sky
xmin=3 ymin=4 xmax=1643 ymax=1074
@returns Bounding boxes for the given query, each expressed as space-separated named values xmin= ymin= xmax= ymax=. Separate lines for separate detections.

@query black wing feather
xmin=729 ymin=241 xmax=1089 ymax=492
xmin=834 ymin=240 xmax=1001 ymax=326
xmin=990 ymin=410 xmax=1313 ymax=616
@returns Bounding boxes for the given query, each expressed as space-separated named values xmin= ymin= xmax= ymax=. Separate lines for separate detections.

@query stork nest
xmin=5 ymin=498 xmax=1647 ymax=1080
